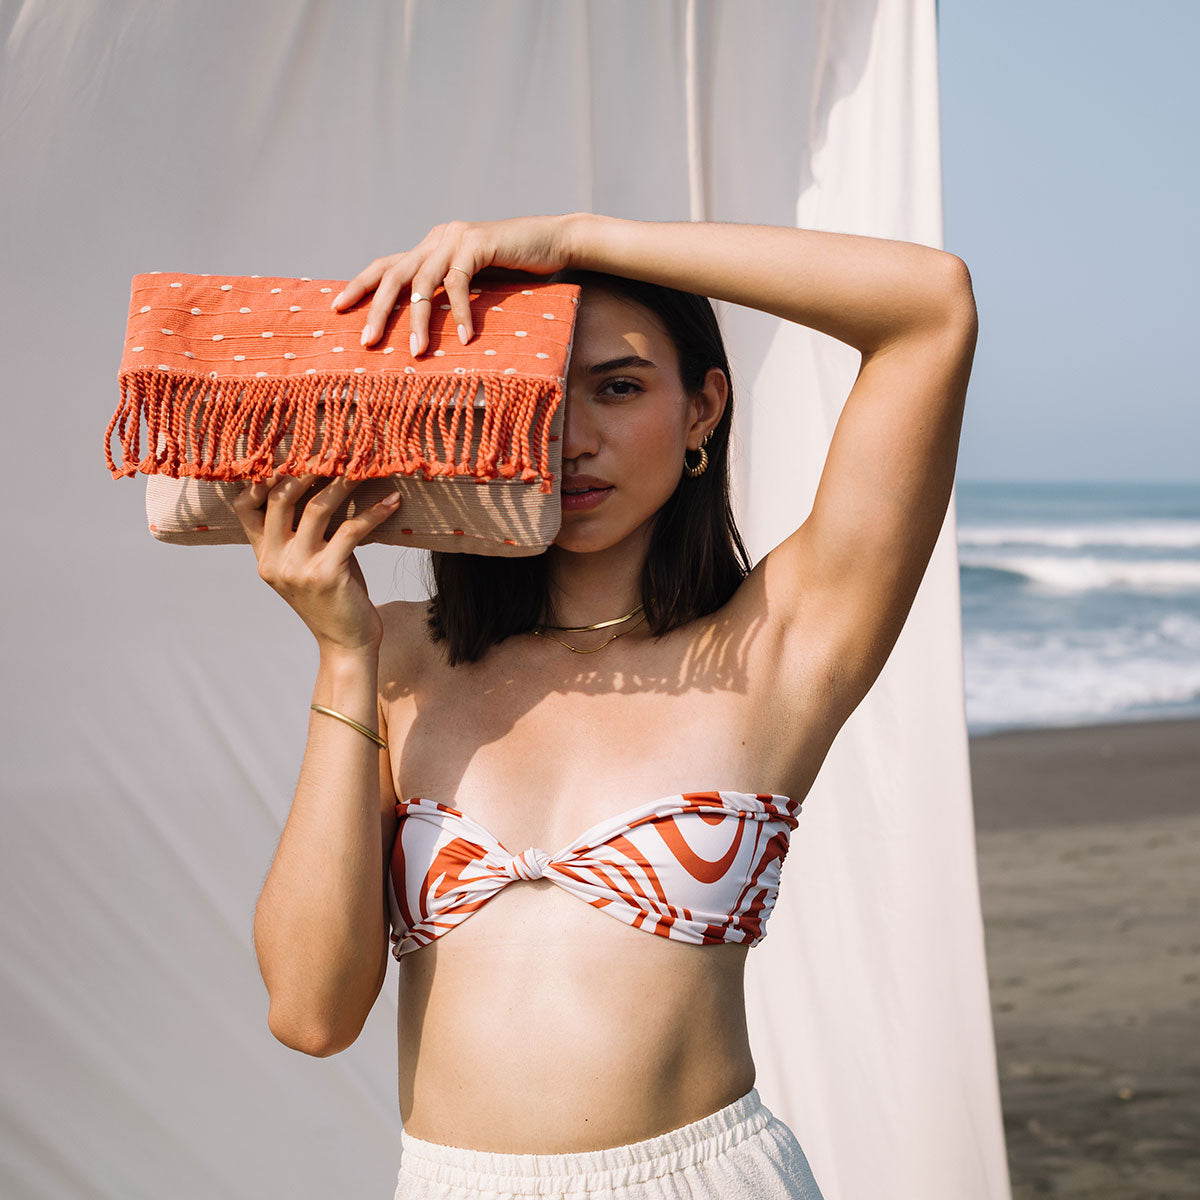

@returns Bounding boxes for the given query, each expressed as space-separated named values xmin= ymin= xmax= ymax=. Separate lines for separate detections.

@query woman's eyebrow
xmin=584 ymin=355 xmax=658 ymax=374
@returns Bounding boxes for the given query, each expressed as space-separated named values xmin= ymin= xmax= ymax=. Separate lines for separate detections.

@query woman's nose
xmin=559 ymin=394 xmax=599 ymax=463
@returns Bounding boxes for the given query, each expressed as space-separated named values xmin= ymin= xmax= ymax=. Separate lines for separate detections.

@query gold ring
xmin=446 ymin=266 xmax=472 ymax=279
xmin=410 ymin=291 xmax=432 ymax=304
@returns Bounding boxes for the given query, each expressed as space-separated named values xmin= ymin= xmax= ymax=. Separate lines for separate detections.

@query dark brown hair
xmin=423 ymin=269 xmax=752 ymax=665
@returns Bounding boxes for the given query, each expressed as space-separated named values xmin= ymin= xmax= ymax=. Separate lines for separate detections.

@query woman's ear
xmin=688 ymin=367 xmax=728 ymax=444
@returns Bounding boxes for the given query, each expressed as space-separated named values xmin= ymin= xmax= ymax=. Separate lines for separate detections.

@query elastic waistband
xmin=397 ymin=1086 xmax=772 ymax=1193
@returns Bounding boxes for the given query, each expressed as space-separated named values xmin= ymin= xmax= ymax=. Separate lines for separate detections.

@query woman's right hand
xmin=232 ymin=462 xmax=402 ymax=655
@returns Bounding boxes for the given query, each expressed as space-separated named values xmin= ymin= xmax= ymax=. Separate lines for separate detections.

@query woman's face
xmin=553 ymin=287 xmax=720 ymax=555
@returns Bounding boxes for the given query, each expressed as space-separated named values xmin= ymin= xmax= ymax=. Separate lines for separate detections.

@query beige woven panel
xmin=144 ymin=386 xmax=564 ymax=555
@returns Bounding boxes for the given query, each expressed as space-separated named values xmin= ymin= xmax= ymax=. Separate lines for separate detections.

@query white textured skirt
xmin=393 ymin=1086 xmax=824 ymax=1199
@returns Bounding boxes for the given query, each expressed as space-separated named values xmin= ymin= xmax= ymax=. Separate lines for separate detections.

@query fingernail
xmin=331 ymin=291 xmax=345 ymax=309
xmin=361 ymin=324 xmax=374 ymax=346
xmin=458 ymin=324 xmax=469 ymax=346
xmin=410 ymin=332 xmax=419 ymax=357
xmin=383 ymin=491 xmax=401 ymax=506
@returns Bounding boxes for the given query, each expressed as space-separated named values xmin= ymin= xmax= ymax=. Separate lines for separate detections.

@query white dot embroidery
xmin=504 ymin=367 xmax=517 ymax=375
xmin=221 ymin=284 xmax=233 ymax=291
xmin=212 ymin=334 xmax=224 ymax=341
xmin=157 ymin=364 xmax=170 ymax=370
xmin=305 ymin=368 xmax=317 ymax=374
xmin=521 ymin=289 xmax=533 ymax=295
xmin=383 ymin=347 xmax=394 ymax=354
xmin=239 ymin=306 xmax=252 ymax=314
xmin=514 ymin=330 xmax=528 ymax=337
xmin=491 ymin=305 xmax=504 ymax=311
xmin=332 ymin=346 xmax=344 ymax=352
xmin=169 ymin=282 xmax=182 ymax=288
xmin=190 ymin=307 xmax=202 ymax=315
xmin=209 ymin=371 xmax=219 ymax=378
xmin=543 ymin=313 xmax=555 ymax=319
xmin=161 ymin=328 xmax=174 ymax=335
xmin=270 ymin=287 xmax=282 ymax=294
xmin=536 ymin=352 xmax=549 ymax=359
xmin=261 ymin=331 xmax=273 ymax=338
xmin=440 ymin=303 xmax=451 ymax=310
xmin=312 ymin=330 xmax=323 ymax=337
xmin=283 ymin=352 xmax=296 ymax=360
xmin=289 ymin=305 xmax=301 ymax=312
xmin=354 ymin=366 xmax=366 ymax=374
xmin=131 ymin=346 xmax=144 ymax=352
xmin=255 ymin=371 xmax=268 ymax=377
xmin=404 ymin=366 xmax=415 ymax=374
xmin=319 ymin=287 xmax=332 ymax=294
xmin=433 ymin=349 xmax=445 ymax=356
xmin=184 ymin=351 xmax=195 ymax=359
xmin=139 ymin=305 xmax=151 ymax=313
xmin=454 ymin=366 xmax=466 ymax=374
xmin=234 ymin=355 xmax=246 ymax=362
xmin=484 ymin=349 xmax=496 ymax=355
xmin=300 ymin=277 xmax=312 ymax=282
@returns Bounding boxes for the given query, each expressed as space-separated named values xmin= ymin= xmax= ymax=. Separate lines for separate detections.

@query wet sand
xmin=970 ymin=716 xmax=1200 ymax=1198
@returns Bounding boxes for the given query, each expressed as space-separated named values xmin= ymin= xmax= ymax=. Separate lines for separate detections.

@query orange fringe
xmin=104 ymin=369 xmax=563 ymax=493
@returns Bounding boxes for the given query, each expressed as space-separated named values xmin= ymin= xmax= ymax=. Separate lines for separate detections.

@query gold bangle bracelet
xmin=310 ymin=703 xmax=388 ymax=749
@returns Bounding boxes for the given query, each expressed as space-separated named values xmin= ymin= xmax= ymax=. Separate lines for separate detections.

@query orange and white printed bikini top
xmin=387 ymin=790 xmax=803 ymax=960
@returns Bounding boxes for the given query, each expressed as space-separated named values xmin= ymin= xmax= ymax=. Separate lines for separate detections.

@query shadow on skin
xmin=381 ymin=581 xmax=775 ymax=802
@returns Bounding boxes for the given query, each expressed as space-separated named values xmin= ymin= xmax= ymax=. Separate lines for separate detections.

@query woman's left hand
xmin=331 ymin=214 xmax=579 ymax=356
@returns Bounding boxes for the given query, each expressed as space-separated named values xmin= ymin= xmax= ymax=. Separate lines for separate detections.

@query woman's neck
xmin=543 ymin=537 xmax=647 ymax=630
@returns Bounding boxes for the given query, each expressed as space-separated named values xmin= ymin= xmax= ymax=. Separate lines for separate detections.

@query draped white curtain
xmin=0 ymin=2 xmax=1010 ymax=1197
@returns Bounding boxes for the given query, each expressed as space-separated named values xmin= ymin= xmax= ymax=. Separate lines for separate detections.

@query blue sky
xmin=938 ymin=2 xmax=1198 ymax=483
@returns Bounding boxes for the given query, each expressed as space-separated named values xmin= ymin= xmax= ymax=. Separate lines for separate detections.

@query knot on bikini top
xmin=502 ymin=847 xmax=554 ymax=881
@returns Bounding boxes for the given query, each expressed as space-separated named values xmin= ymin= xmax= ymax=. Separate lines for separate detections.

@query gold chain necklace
xmin=530 ymin=603 xmax=647 ymax=653
xmin=538 ymin=602 xmax=645 ymax=632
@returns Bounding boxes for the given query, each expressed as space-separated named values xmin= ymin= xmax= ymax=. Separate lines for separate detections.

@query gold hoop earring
xmin=683 ymin=432 xmax=711 ymax=478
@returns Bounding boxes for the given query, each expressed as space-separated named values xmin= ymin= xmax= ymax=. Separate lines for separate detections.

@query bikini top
xmin=387 ymin=790 xmax=803 ymax=960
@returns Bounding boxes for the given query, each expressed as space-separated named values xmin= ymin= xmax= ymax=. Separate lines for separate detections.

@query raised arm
xmin=566 ymin=214 xmax=978 ymax=713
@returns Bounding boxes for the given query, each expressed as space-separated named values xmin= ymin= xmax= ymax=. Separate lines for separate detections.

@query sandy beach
xmin=970 ymin=716 xmax=1200 ymax=1198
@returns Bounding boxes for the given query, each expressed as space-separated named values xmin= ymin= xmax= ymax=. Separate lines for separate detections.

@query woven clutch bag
xmin=104 ymin=271 xmax=581 ymax=555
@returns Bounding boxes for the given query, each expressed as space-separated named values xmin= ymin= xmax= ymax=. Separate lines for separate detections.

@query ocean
xmin=956 ymin=481 xmax=1200 ymax=735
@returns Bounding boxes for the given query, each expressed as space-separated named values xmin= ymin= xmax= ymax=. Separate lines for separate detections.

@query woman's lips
xmin=561 ymin=486 xmax=613 ymax=511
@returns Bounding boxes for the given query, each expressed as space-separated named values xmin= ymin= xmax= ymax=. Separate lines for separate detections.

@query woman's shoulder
xmin=377 ymin=599 xmax=437 ymax=690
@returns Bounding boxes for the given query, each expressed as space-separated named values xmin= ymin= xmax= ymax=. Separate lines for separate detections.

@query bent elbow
xmin=267 ymin=1008 xmax=361 ymax=1058
xmin=939 ymin=255 xmax=978 ymax=327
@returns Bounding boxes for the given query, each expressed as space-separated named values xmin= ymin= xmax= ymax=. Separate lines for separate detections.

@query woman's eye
xmin=600 ymin=378 xmax=642 ymax=398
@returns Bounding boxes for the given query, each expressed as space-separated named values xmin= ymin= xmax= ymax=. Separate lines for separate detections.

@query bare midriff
xmin=394 ymin=880 xmax=756 ymax=1153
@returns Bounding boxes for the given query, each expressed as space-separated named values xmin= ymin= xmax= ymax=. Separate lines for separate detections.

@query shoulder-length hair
xmin=423 ymin=268 xmax=752 ymax=665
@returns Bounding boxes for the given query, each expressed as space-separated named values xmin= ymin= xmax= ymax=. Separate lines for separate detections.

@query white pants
xmin=393 ymin=1086 xmax=824 ymax=1199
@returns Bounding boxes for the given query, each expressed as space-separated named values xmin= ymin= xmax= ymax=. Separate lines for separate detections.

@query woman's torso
xmin=380 ymin=577 xmax=845 ymax=1152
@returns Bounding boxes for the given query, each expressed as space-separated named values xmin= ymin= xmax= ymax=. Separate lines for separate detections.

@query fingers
xmin=235 ymin=468 xmax=401 ymax=583
xmin=323 ymin=486 xmax=403 ymax=556
xmin=334 ymin=222 xmax=480 ymax=356
xmin=441 ymin=265 xmax=475 ymax=346
xmin=359 ymin=252 xmax=418 ymax=348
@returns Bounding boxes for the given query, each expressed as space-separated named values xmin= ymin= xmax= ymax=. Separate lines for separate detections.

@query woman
xmin=238 ymin=213 xmax=978 ymax=1199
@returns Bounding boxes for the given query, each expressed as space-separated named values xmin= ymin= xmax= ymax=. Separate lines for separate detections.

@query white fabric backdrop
xmin=0 ymin=2 xmax=1011 ymax=1197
